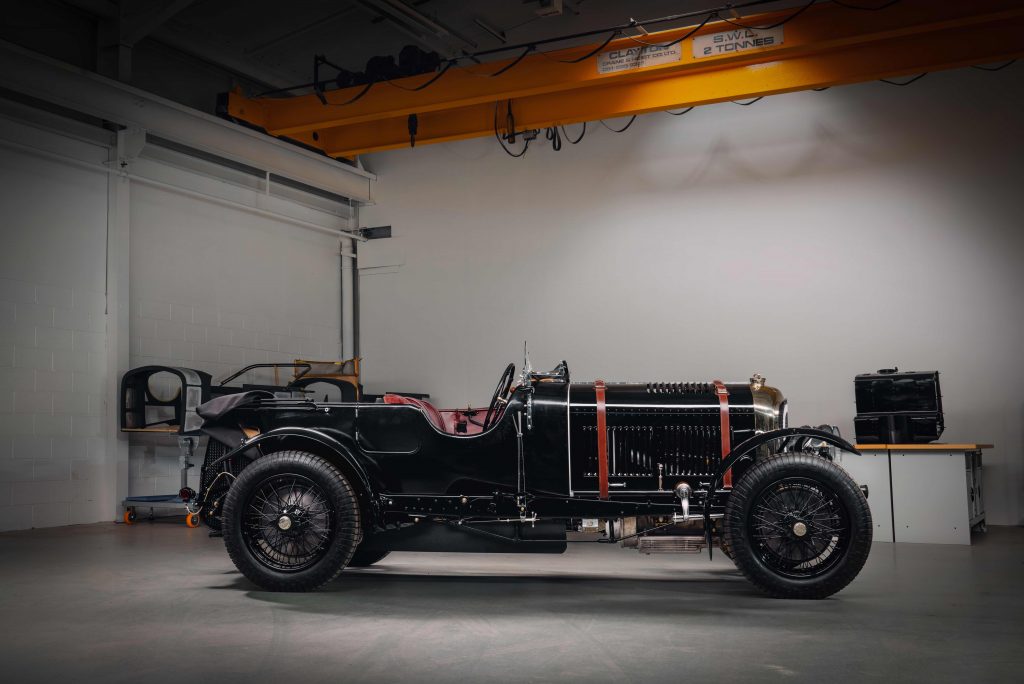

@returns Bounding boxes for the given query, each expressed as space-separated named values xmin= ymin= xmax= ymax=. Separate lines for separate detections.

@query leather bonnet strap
xmin=595 ymin=379 xmax=609 ymax=499
xmin=713 ymin=380 xmax=733 ymax=488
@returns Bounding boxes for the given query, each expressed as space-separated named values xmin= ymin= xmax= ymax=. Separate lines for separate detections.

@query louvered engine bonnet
xmin=568 ymin=381 xmax=758 ymax=493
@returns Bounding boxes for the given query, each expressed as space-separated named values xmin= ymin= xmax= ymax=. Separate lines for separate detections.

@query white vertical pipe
xmin=341 ymin=236 xmax=355 ymax=359
xmin=106 ymin=132 xmax=132 ymax=520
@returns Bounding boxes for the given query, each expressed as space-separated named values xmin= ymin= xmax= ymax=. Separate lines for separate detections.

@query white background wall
xmin=0 ymin=115 xmax=111 ymax=531
xmin=358 ymin=67 xmax=1024 ymax=526
xmin=0 ymin=103 xmax=352 ymax=530
xmin=127 ymin=165 xmax=344 ymax=497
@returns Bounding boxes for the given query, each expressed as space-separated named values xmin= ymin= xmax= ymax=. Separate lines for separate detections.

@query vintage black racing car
xmin=197 ymin=358 xmax=872 ymax=599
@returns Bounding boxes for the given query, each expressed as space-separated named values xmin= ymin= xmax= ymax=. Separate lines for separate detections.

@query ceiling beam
xmin=223 ymin=0 xmax=1024 ymax=159
xmin=0 ymin=40 xmax=375 ymax=201
xmin=59 ymin=0 xmax=299 ymax=89
xmin=120 ymin=0 xmax=198 ymax=46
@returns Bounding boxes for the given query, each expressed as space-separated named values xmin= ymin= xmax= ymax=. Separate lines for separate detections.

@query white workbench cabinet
xmin=837 ymin=450 xmax=894 ymax=543
xmin=849 ymin=444 xmax=990 ymax=545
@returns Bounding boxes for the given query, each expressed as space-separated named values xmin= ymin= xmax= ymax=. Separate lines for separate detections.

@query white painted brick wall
xmin=126 ymin=179 xmax=343 ymax=501
xmin=0 ymin=277 xmax=108 ymax=531
xmin=1 ymin=123 xmax=348 ymax=529
xmin=0 ymin=129 xmax=110 ymax=532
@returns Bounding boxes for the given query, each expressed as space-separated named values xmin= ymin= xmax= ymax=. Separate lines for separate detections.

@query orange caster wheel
xmin=185 ymin=513 xmax=201 ymax=528
xmin=123 ymin=508 xmax=136 ymax=525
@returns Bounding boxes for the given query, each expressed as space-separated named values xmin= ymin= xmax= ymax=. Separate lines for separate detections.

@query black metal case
xmin=853 ymin=369 xmax=943 ymax=443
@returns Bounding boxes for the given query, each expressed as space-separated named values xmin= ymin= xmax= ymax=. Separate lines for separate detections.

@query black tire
xmin=723 ymin=453 xmax=872 ymax=599
xmin=717 ymin=524 xmax=734 ymax=560
xmin=348 ymin=546 xmax=391 ymax=567
xmin=222 ymin=451 xmax=362 ymax=592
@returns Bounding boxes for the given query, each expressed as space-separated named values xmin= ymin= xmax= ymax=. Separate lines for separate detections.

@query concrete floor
xmin=0 ymin=523 xmax=1022 ymax=684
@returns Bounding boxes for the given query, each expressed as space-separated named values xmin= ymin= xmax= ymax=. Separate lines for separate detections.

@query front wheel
xmin=222 ymin=451 xmax=362 ymax=591
xmin=723 ymin=453 xmax=872 ymax=599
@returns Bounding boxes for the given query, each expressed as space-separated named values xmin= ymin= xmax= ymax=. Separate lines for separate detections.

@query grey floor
xmin=0 ymin=523 xmax=1022 ymax=684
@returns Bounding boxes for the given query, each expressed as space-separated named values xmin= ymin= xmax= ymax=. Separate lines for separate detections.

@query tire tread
xmin=222 ymin=450 xmax=362 ymax=592
xmin=723 ymin=453 xmax=872 ymax=599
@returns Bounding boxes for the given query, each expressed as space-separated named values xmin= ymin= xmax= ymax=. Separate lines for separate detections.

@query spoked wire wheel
xmin=222 ymin=451 xmax=361 ymax=592
xmin=724 ymin=453 xmax=872 ymax=599
xmin=747 ymin=477 xmax=849 ymax=579
xmin=242 ymin=473 xmax=335 ymax=572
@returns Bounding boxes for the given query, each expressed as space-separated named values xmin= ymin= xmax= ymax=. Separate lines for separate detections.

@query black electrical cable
xmin=491 ymin=45 xmax=535 ymax=77
xmin=494 ymin=101 xmax=531 ymax=158
xmin=666 ymin=106 xmax=695 ymax=116
xmin=545 ymin=127 xmax=562 ymax=151
xmin=465 ymin=0 xmax=793 ymax=63
xmin=331 ymin=81 xmax=375 ymax=106
xmin=558 ymin=30 xmax=621 ymax=64
xmin=557 ymin=121 xmax=589 ymax=144
xmin=812 ymin=87 xmax=830 ymax=91
xmin=599 ymin=116 xmax=637 ymax=133
xmin=385 ymin=60 xmax=455 ymax=92
xmin=257 ymin=0 xmax=823 ymax=99
xmin=560 ymin=121 xmax=587 ymax=143
xmin=879 ymin=72 xmax=927 ymax=86
xmin=717 ymin=0 xmax=815 ymax=31
xmin=260 ymin=0 xmax=909 ymax=104
xmin=732 ymin=96 xmax=763 ymax=105
xmin=971 ymin=59 xmax=1017 ymax=72
xmin=624 ymin=12 xmax=716 ymax=50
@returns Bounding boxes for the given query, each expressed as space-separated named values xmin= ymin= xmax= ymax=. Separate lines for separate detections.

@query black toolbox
xmin=854 ymin=369 xmax=944 ymax=444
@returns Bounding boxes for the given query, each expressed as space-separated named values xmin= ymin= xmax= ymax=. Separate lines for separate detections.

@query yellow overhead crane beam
xmin=226 ymin=0 xmax=1024 ymax=158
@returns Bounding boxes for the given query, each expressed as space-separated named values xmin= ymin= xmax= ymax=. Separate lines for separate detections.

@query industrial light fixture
xmin=532 ymin=0 xmax=564 ymax=18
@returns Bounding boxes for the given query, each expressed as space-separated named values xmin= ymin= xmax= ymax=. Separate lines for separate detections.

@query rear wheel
xmin=222 ymin=451 xmax=362 ymax=591
xmin=723 ymin=453 xmax=872 ymax=599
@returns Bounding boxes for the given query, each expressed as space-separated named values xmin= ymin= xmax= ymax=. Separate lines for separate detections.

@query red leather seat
xmin=383 ymin=394 xmax=446 ymax=432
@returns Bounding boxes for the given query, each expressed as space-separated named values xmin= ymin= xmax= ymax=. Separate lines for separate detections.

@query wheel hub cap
xmin=277 ymin=515 xmax=293 ymax=531
xmin=792 ymin=521 xmax=808 ymax=537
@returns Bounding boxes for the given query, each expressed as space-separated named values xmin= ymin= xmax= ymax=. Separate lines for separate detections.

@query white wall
xmin=0 ymin=116 xmax=111 ymax=531
xmin=0 ymin=101 xmax=353 ymax=529
xmin=357 ymin=67 xmax=1024 ymax=525
xmin=126 ymin=159 xmax=345 ymax=498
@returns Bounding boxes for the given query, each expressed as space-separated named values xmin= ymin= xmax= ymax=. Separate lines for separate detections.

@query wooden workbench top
xmin=855 ymin=443 xmax=993 ymax=451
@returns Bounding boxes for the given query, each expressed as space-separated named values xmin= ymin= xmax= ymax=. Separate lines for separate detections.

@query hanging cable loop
xmin=716 ymin=0 xmax=815 ymax=31
xmin=386 ymin=61 xmax=455 ymax=92
xmin=559 ymin=31 xmax=622 ymax=64
xmin=599 ymin=116 xmax=637 ymax=133
xmin=545 ymin=127 xmax=562 ymax=151
xmin=971 ymin=59 xmax=1017 ymax=72
xmin=560 ymin=122 xmax=587 ymax=143
xmin=491 ymin=45 xmax=536 ymax=77
xmin=879 ymin=72 xmax=928 ymax=86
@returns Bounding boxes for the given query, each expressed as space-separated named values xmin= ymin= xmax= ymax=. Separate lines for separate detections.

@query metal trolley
xmin=121 ymin=436 xmax=202 ymax=527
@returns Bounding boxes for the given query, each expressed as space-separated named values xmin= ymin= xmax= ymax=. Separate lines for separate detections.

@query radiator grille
xmin=575 ymin=423 xmax=721 ymax=478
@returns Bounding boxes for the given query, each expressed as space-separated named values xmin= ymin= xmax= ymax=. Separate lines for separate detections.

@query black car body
xmin=188 ymin=359 xmax=873 ymax=599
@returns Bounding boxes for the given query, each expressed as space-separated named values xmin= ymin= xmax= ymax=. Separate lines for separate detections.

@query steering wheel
xmin=482 ymin=363 xmax=516 ymax=431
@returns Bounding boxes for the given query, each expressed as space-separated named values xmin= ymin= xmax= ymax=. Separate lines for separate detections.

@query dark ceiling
xmin=2 ymin=0 xmax=797 ymax=111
